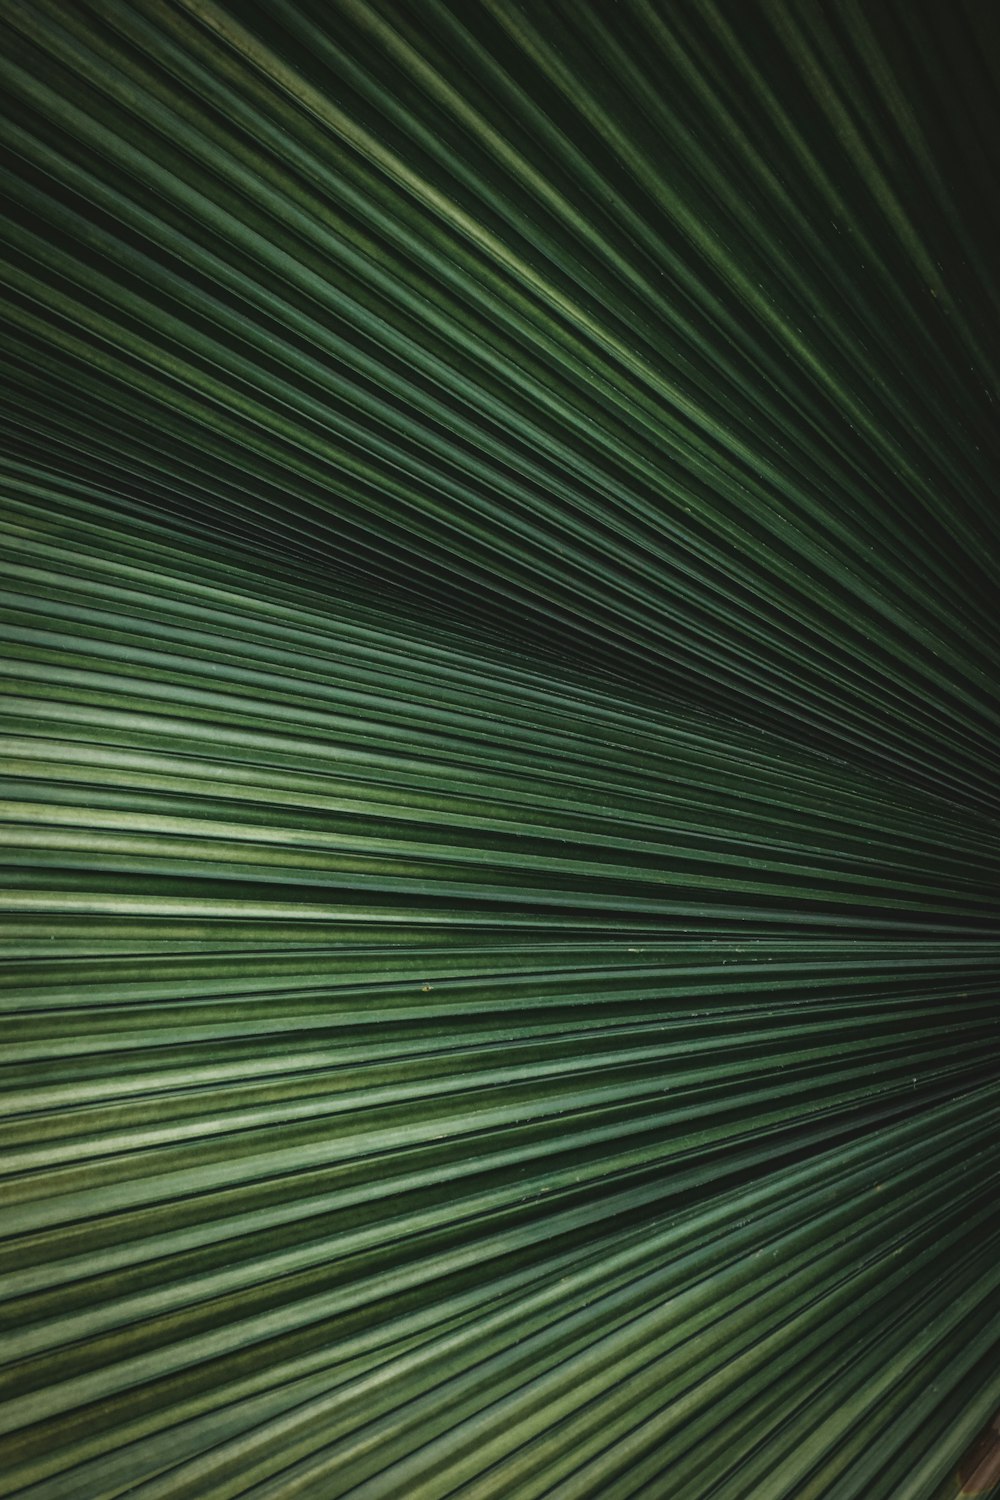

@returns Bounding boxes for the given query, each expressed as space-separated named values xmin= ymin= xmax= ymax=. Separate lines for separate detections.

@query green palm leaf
xmin=1 ymin=3 xmax=999 ymax=1497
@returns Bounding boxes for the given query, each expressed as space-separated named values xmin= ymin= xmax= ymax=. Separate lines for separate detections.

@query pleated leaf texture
xmin=1 ymin=1 xmax=1000 ymax=1497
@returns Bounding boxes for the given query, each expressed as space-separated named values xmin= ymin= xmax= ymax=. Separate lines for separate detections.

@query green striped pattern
xmin=1 ymin=2 xmax=999 ymax=1497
